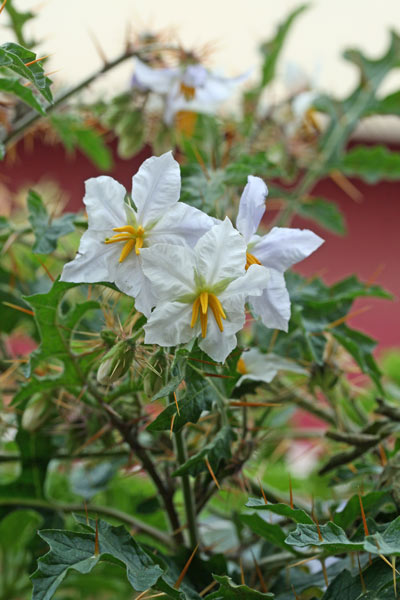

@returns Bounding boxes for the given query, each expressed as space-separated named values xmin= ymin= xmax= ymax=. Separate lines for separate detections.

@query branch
xmin=2 ymin=43 xmax=177 ymax=149
xmin=319 ymin=420 xmax=393 ymax=475
xmin=102 ymin=402 xmax=184 ymax=546
xmin=0 ymin=497 xmax=173 ymax=549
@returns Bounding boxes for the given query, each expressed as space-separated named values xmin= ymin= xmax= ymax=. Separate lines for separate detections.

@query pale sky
xmin=2 ymin=0 xmax=400 ymax=101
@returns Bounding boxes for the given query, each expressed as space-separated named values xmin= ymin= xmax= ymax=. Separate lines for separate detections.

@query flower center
xmin=245 ymin=252 xmax=262 ymax=270
xmin=237 ymin=357 xmax=247 ymax=374
xmin=190 ymin=291 xmax=226 ymax=338
xmin=180 ymin=82 xmax=196 ymax=100
xmin=104 ymin=225 xmax=145 ymax=263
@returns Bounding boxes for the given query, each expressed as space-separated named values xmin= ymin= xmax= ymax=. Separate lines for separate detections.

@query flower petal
xmin=222 ymin=264 xmax=269 ymax=300
xmin=236 ymin=176 xmax=268 ymax=242
xmin=237 ymin=348 xmax=308 ymax=385
xmin=140 ymin=243 xmax=196 ymax=301
xmin=113 ymin=255 xmax=156 ymax=316
xmin=84 ymin=176 xmax=127 ymax=231
xmin=199 ymin=296 xmax=244 ymax=362
xmin=249 ymin=268 xmax=291 ymax=331
xmin=188 ymin=70 xmax=250 ymax=109
xmin=195 ymin=218 xmax=246 ymax=286
xmin=144 ymin=301 xmax=194 ymax=347
xmin=134 ymin=59 xmax=179 ymax=94
xmin=253 ymin=227 xmax=324 ymax=272
xmin=148 ymin=201 xmax=217 ymax=248
xmin=132 ymin=152 xmax=181 ymax=226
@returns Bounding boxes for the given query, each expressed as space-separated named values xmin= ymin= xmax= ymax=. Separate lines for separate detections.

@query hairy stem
xmin=174 ymin=429 xmax=199 ymax=548
xmin=102 ymin=402 xmax=184 ymax=546
xmin=3 ymin=43 xmax=176 ymax=149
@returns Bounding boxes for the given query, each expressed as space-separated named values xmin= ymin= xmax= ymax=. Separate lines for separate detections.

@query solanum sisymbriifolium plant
xmin=1 ymin=4 xmax=400 ymax=600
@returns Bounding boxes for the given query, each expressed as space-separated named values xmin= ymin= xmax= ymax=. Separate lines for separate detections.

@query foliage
xmin=0 ymin=5 xmax=399 ymax=600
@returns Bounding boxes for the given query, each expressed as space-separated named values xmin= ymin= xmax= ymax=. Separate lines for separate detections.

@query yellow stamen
xmin=112 ymin=225 xmax=136 ymax=234
xmin=135 ymin=236 xmax=144 ymax=255
xmin=208 ymin=294 xmax=226 ymax=332
xmin=200 ymin=309 xmax=208 ymax=338
xmin=180 ymin=82 xmax=196 ymax=100
xmin=119 ymin=239 xmax=135 ymax=262
xmin=104 ymin=224 xmax=145 ymax=261
xmin=191 ymin=297 xmax=200 ymax=328
xmin=237 ymin=357 xmax=247 ymax=375
xmin=246 ymin=252 xmax=262 ymax=270
xmin=199 ymin=291 xmax=209 ymax=314
xmin=190 ymin=292 xmax=226 ymax=338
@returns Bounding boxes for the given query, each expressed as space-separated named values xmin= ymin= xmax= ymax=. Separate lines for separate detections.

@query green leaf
xmin=339 ymin=145 xmax=400 ymax=183
xmin=316 ymin=32 xmax=400 ymax=166
xmin=0 ymin=509 xmax=43 ymax=552
xmin=285 ymin=521 xmax=364 ymax=554
xmin=0 ymin=42 xmax=52 ymax=102
xmin=245 ymin=498 xmax=314 ymax=525
xmin=0 ymin=76 xmax=45 ymax=114
xmin=148 ymin=377 xmax=218 ymax=433
xmin=364 ymin=516 xmax=400 ymax=555
xmin=322 ymin=558 xmax=400 ymax=599
xmin=259 ymin=4 xmax=308 ymax=87
xmin=27 ymin=189 xmax=75 ymax=254
xmin=0 ymin=141 xmax=4 ymax=159
xmin=51 ymin=114 xmax=112 ymax=170
xmin=0 ymin=428 xmax=55 ymax=501
xmin=152 ymin=353 xmax=187 ymax=401
xmin=31 ymin=518 xmax=182 ymax=599
xmin=333 ymin=491 xmax=389 ymax=530
xmin=297 ymin=197 xmax=346 ymax=235
xmin=240 ymin=513 xmax=296 ymax=552
xmin=173 ymin=426 xmax=236 ymax=477
xmin=369 ymin=89 xmax=400 ymax=116
xmin=13 ymin=280 xmax=100 ymax=407
xmin=332 ymin=325 xmax=382 ymax=391
xmin=208 ymin=575 xmax=274 ymax=599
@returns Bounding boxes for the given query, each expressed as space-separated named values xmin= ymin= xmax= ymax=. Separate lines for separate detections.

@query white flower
xmin=236 ymin=176 xmax=324 ymax=331
xmin=60 ymin=152 xmax=215 ymax=316
xmin=133 ymin=59 xmax=249 ymax=125
xmin=236 ymin=348 xmax=308 ymax=386
xmin=141 ymin=218 xmax=269 ymax=363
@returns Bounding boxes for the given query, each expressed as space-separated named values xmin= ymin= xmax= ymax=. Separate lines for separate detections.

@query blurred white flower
xmin=133 ymin=59 xmax=249 ymax=125
xmin=236 ymin=348 xmax=308 ymax=386
xmin=235 ymin=176 xmax=324 ymax=331
xmin=141 ymin=218 xmax=269 ymax=363
xmin=61 ymin=152 xmax=215 ymax=316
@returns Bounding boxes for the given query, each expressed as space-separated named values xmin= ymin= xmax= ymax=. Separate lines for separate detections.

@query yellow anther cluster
xmin=104 ymin=225 xmax=145 ymax=263
xmin=190 ymin=291 xmax=227 ymax=338
xmin=179 ymin=82 xmax=196 ymax=100
xmin=245 ymin=252 xmax=262 ymax=270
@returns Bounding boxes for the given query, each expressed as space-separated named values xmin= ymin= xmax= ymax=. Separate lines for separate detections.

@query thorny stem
xmin=101 ymin=402 xmax=185 ymax=546
xmin=174 ymin=429 xmax=199 ymax=548
xmin=2 ymin=43 xmax=178 ymax=149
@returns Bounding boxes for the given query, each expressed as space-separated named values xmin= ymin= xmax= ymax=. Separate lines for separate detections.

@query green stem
xmin=174 ymin=429 xmax=199 ymax=548
xmin=0 ymin=497 xmax=174 ymax=549
xmin=3 ymin=43 xmax=177 ymax=149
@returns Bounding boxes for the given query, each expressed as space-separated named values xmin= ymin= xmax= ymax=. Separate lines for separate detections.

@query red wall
xmin=1 ymin=137 xmax=398 ymax=352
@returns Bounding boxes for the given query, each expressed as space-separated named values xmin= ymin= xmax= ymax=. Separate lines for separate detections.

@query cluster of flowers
xmin=61 ymin=152 xmax=323 ymax=363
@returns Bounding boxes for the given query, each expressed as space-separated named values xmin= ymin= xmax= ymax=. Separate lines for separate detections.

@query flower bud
xmin=97 ymin=339 xmax=135 ymax=385
xmin=22 ymin=393 xmax=49 ymax=432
